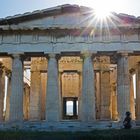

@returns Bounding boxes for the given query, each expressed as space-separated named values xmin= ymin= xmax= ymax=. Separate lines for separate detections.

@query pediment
xmin=0 ymin=4 xmax=140 ymax=30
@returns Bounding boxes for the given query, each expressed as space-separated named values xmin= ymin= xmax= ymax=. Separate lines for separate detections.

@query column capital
xmin=45 ymin=53 xmax=61 ymax=60
xmin=12 ymin=54 xmax=22 ymax=59
xmin=117 ymin=51 xmax=133 ymax=57
xmin=11 ymin=53 xmax=25 ymax=62
xmin=8 ymin=52 xmax=24 ymax=59
xmin=48 ymin=53 xmax=56 ymax=58
xmin=80 ymin=51 xmax=97 ymax=59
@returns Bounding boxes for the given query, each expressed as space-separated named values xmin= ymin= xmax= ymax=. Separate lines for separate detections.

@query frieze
xmin=15 ymin=34 xmax=21 ymax=43
xmin=94 ymin=56 xmax=111 ymax=71
xmin=31 ymin=57 xmax=47 ymax=65
xmin=59 ymin=57 xmax=82 ymax=64
xmin=2 ymin=34 xmax=16 ymax=44
xmin=0 ymin=32 xmax=139 ymax=44
xmin=94 ymin=56 xmax=110 ymax=64
xmin=32 ymin=34 xmax=39 ymax=42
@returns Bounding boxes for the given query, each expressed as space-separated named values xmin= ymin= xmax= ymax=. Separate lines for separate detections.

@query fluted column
xmin=117 ymin=53 xmax=130 ymax=121
xmin=5 ymin=69 xmax=11 ymax=121
xmin=23 ymin=83 xmax=30 ymax=120
xmin=9 ymin=54 xmax=23 ymax=122
xmin=41 ymin=73 xmax=47 ymax=120
xmin=80 ymin=52 xmax=96 ymax=121
xmin=0 ymin=63 xmax=4 ymax=122
xmin=95 ymin=71 xmax=101 ymax=120
xmin=110 ymin=67 xmax=118 ymax=120
xmin=130 ymin=73 xmax=135 ymax=120
xmin=136 ymin=63 xmax=140 ymax=120
xmin=111 ymin=83 xmax=118 ymax=120
xmin=78 ymin=72 xmax=82 ymax=120
xmin=46 ymin=53 xmax=60 ymax=122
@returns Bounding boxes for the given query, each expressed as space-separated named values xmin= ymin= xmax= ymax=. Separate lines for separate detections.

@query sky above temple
xmin=0 ymin=0 xmax=140 ymax=18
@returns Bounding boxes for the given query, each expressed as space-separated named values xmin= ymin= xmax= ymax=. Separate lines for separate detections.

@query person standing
xmin=123 ymin=111 xmax=132 ymax=129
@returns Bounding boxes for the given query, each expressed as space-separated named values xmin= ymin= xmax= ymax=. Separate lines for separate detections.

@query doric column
xmin=129 ymin=73 xmax=135 ymax=120
xmin=0 ymin=63 xmax=4 ymax=122
xmin=95 ymin=71 xmax=101 ymax=120
xmin=40 ymin=73 xmax=47 ymax=120
xmin=80 ymin=52 xmax=96 ymax=121
xmin=46 ymin=53 xmax=60 ymax=122
xmin=29 ymin=58 xmax=41 ymax=120
xmin=78 ymin=72 xmax=82 ymax=120
xmin=136 ymin=63 xmax=140 ymax=120
xmin=110 ymin=67 xmax=118 ymax=120
xmin=9 ymin=54 xmax=23 ymax=122
xmin=23 ymin=83 xmax=30 ymax=120
xmin=117 ymin=53 xmax=130 ymax=121
xmin=5 ymin=70 xmax=11 ymax=121
xmin=111 ymin=82 xmax=118 ymax=120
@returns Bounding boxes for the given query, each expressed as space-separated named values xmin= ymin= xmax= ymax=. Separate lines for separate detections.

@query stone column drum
xmin=0 ymin=63 xmax=4 ymax=122
xmin=129 ymin=73 xmax=135 ymax=120
xmin=80 ymin=52 xmax=96 ymax=121
xmin=5 ymin=75 xmax=11 ymax=121
xmin=9 ymin=54 xmax=23 ymax=122
xmin=117 ymin=53 xmax=130 ymax=121
xmin=136 ymin=63 xmax=140 ymax=120
xmin=46 ymin=54 xmax=60 ymax=122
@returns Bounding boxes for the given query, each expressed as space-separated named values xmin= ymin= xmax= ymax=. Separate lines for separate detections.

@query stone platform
xmin=0 ymin=121 xmax=123 ymax=131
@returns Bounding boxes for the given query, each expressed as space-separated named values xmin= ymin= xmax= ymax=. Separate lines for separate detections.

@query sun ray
xmin=71 ymin=1 xmax=124 ymax=41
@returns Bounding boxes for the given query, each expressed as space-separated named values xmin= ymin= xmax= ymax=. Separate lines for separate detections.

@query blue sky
xmin=0 ymin=0 xmax=140 ymax=18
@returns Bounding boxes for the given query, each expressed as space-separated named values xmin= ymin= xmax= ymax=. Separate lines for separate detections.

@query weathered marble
xmin=9 ymin=54 xmax=23 ymax=122
xmin=5 ymin=76 xmax=11 ymax=121
xmin=29 ymin=59 xmax=41 ymax=120
xmin=23 ymin=83 xmax=30 ymax=120
xmin=110 ymin=68 xmax=118 ymax=120
xmin=62 ymin=72 xmax=80 ymax=97
xmin=95 ymin=72 xmax=101 ymax=119
xmin=130 ymin=74 xmax=135 ymax=120
xmin=80 ymin=52 xmax=96 ymax=121
xmin=0 ymin=64 xmax=4 ymax=122
xmin=136 ymin=63 xmax=140 ymax=120
xmin=100 ymin=57 xmax=111 ymax=120
xmin=46 ymin=54 xmax=61 ymax=122
xmin=0 ymin=5 xmax=140 ymax=130
xmin=117 ymin=53 xmax=130 ymax=121
xmin=40 ymin=73 xmax=47 ymax=120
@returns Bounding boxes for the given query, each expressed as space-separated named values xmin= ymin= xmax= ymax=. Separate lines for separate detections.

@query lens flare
xmin=94 ymin=8 xmax=111 ymax=20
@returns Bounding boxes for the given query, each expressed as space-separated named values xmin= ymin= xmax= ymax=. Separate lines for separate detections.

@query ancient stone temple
xmin=0 ymin=4 xmax=140 ymax=130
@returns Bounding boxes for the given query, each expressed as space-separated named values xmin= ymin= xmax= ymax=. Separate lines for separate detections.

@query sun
xmin=90 ymin=0 xmax=113 ymax=20
xmin=94 ymin=8 xmax=111 ymax=20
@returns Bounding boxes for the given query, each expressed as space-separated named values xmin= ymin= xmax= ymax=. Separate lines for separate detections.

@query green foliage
xmin=0 ymin=129 xmax=140 ymax=140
